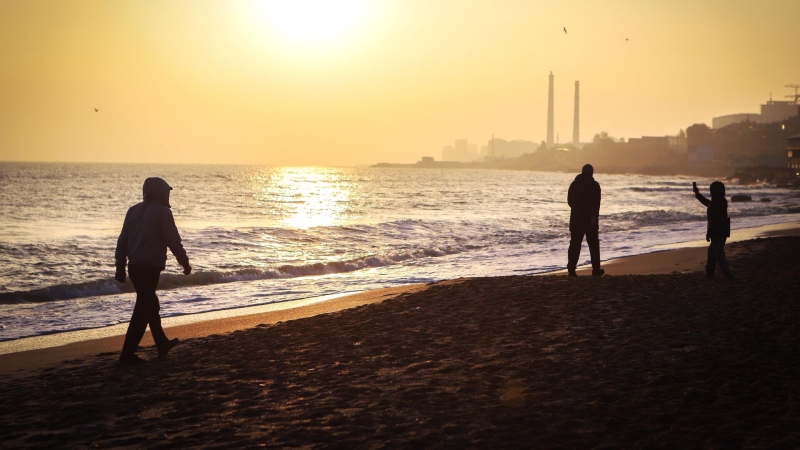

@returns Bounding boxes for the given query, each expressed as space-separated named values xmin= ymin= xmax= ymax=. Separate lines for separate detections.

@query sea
xmin=1 ymin=162 xmax=798 ymax=341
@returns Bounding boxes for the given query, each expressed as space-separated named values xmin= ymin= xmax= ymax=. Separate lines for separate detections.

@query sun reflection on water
xmin=269 ymin=167 xmax=353 ymax=229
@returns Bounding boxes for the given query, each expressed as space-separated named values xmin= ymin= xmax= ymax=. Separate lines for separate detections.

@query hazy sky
xmin=1 ymin=0 xmax=799 ymax=165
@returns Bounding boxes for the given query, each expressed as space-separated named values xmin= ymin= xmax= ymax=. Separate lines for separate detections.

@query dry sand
xmin=1 ymin=234 xmax=799 ymax=448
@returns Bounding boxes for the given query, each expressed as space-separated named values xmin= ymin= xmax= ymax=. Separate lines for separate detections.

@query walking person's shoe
xmin=567 ymin=269 xmax=578 ymax=277
xmin=119 ymin=354 xmax=146 ymax=365
xmin=592 ymin=268 xmax=605 ymax=277
xmin=158 ymin=338 xmax=180 ymax=358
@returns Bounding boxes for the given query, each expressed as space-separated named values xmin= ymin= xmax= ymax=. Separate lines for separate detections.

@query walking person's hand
xmin=706 ymin=234 xmax=711 ymax=242
xmin=589 ymin=216 xmax=598 ymax=229
xmin=114 ymin=265 xmax=126 ymax=283
xmin=183 ymin=264 xmax=192 ymax=275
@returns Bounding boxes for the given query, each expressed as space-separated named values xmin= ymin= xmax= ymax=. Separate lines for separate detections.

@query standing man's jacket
xmin=115 ymin=178 xmax=189 ymax=270
xmin=568 ymin=173 xmax=601 ymax=231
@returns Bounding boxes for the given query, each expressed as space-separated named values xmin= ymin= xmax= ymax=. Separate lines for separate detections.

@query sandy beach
xmin=2 ymin=231 xmax=799 ymax=447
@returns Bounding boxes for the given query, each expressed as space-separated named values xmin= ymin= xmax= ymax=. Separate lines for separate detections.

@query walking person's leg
xmin=136 ymin=266 xmax=180 ymax=356
xmin=146 ymin=306 xmax=168 ymax=349
xmin=120 ymin=297 xmax=149 ymax=359
xmin=706 ymin=242 xmax=717 ymax=277
xmin=121 ymin=265 xmax=160 ymax=360
xmin=567 ymin=229 xmax=585 ymax=275
xmin=710 ymin=237 xmax=733 ymax=278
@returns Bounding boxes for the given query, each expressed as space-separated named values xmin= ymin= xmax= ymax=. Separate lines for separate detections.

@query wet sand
xmin=1 ymin=234 xmax=799 ymax=448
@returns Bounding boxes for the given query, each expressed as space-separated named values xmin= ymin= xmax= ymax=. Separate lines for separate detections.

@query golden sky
xmin=1 ymin=0 xmax=798 ymax=165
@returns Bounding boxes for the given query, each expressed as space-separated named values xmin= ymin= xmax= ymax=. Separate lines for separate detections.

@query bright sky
xmin=1 ymin=0 xmax=798 ymax=165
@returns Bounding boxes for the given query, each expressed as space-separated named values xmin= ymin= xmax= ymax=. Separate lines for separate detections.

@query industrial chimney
xmin=547 ymin=72 xmax=554 ymax=147
xmin=573 ymin=81 xmax=580 ymax=145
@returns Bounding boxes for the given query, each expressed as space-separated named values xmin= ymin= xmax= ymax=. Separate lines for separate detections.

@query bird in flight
xmin=563 ymin=27 xmax=567 ymax=34
xmin=94 ymin=108 xmax=99 ymax=112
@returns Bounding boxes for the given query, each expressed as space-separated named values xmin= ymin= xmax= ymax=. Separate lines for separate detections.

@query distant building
xmin=713 ymin=113 xmax=759 ymax=129
xmin=712 ymin=94 xmax=799 ymax=129
xmin=761 ymin=100 xmax=798 ymax=124
xmin=454 ymin=139 xmax=469 ymax=159
xmin=627 ymin=135 xmax=687 ymax=154
xmin=688 ymin=145 xmax=714 ymax=163
xmin=420 ymin=156 xmax=434 ymax=163
xmin=788 ymin=134 xmax=800 ymax=170
xmin=442 ymin=145 xmax=455 ymax=161
xmin=487 ymin=138 xmax=536 ymax=159
xmin=628 ymin=136 xmax=669 ymax=152
xmin=443 ymin=140 xmax=478 ymax=162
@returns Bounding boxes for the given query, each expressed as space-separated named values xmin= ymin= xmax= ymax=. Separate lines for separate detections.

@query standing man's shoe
xmin=592 ymin=269 xmax=605 ymax=277
xmin=567 ymin=269 xmax=578 ymax=277
xmin=158 ymin=338 xmax=180 ymax=358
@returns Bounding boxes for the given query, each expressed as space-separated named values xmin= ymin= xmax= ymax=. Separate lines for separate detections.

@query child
xmin=693 ymin=181 xmax=733 ymax=279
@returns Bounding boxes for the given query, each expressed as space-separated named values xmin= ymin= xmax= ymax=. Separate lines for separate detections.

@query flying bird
xmin=563 ymin=27 xmax=567 ymax=34
xmin=94 ymin=108 xmax=99 ymax=112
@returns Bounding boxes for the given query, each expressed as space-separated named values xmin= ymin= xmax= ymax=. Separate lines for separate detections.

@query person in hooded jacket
xmin=115 ymin=177 xmax=192 ymax=365
xmin=567 ymin=164 xmax=604 ymax=277
xmin=693 ymin=181 xmax=733 ymax=279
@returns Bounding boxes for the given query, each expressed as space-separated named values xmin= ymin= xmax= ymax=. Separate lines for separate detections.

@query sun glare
xmin=257 ymin=0 xmax=369 ymax=46
xmin=269 ymin=167 xmax=352 ymax=229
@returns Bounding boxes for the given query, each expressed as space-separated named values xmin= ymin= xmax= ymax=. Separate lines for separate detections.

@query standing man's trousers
xmin=568 ymin=227 xmax=600 ymax=271
xmin=121 ymin=264 xmax=169 ymax=356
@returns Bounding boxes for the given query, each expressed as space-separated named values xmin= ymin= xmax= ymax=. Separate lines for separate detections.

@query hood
xmin=710 ymin=181 xmax=725 ymax=199
xmin=142 ymin=177 xmax=172 ymax=208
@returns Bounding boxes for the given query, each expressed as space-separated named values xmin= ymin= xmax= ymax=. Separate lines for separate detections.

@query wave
xmin=628 ymin=187 xmax=689 ymax=192
xmin=0 ymin=278 xmax=128 ymax=304
xmin=600 ymin=205 xmax=793 ymax=231
xmin=0 ymin=246 xmax=462 ymax=304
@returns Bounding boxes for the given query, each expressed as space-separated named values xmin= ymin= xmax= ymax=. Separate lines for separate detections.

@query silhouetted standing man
xmin=567 ymin=164 xmax=604 ymax=277
xmin=115 ymin=177 xmax=192 ymax=365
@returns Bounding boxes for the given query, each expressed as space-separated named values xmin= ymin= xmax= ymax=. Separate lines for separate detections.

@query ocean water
xmin=1 ymin=162 xmax=798 ymax=341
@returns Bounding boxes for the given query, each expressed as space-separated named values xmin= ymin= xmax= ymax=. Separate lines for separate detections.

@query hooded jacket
xmin=115 ymin=177 xmax=189 ymax=270
xmin=695 ymin=182 xmax=730 ymax=238
xmin=567 ymin=173 xmax=601 ymax=232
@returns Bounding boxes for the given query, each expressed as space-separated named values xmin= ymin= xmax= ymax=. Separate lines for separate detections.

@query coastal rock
xmin=760 ymin=198 xmax=772 ymax=202
xmin=731 ymin=194 xmax=752 ymax=202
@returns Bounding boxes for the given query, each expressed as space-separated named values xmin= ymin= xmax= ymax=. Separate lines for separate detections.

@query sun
xmin=257 ymin=0 xmax=369 ymax=47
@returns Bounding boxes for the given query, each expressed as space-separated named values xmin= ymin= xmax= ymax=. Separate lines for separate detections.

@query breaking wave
xmin=0 ymin=246 xmax=462 ymax=304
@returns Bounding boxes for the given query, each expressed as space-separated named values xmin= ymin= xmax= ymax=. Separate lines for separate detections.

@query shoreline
xmin=1 ymin=219 xmax=798 ymax=376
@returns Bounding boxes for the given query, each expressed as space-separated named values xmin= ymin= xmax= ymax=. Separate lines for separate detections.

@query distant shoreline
xmin=373 ymin=159 xmax=800 ymax=185
xmin=372 ymin=159 xmax=738 ymax=178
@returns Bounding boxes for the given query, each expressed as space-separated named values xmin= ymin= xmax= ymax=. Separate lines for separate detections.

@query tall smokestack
xmin=573 ymin=80 xmax=580 ymax=145
xmin=547 ymin=72 xmax=554 ymax=147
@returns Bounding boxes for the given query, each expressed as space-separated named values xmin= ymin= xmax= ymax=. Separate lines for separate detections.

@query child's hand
xmin=706 ymin=235 xmax=711 ymax=242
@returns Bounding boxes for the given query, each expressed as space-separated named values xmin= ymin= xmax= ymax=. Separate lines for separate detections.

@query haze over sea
xmin=1 ymin=162 xmax=798 ymax=341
